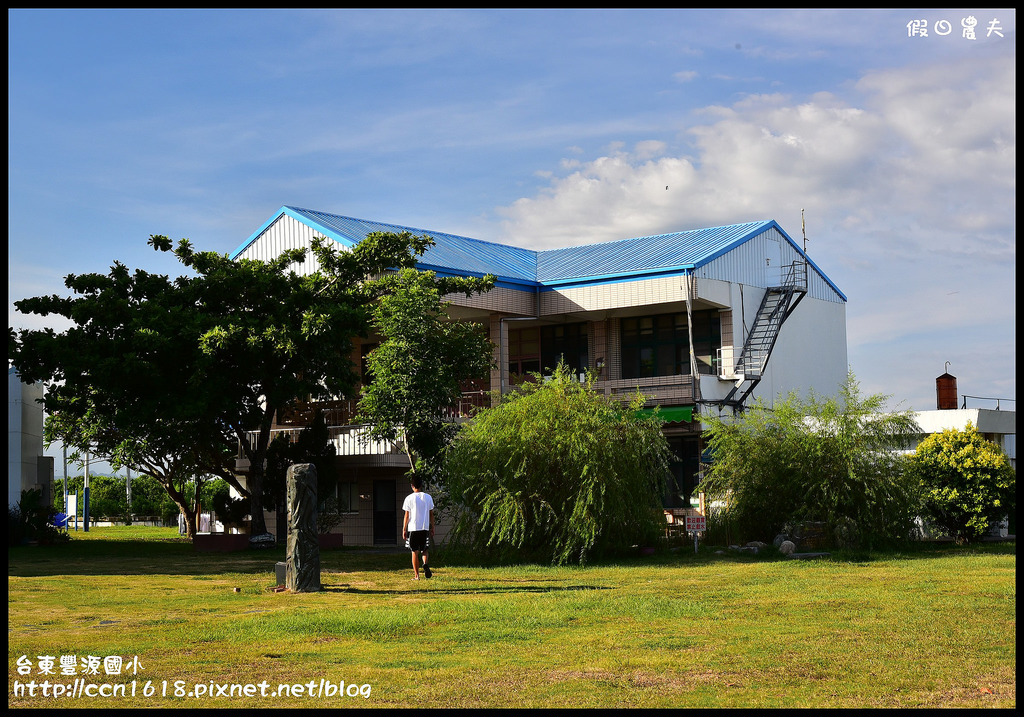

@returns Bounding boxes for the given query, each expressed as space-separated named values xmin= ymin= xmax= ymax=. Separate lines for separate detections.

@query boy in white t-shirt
xmin=402 ymin=475 xmax=435 ymax=580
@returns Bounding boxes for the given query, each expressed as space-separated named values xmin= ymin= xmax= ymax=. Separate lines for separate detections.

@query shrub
xmin=209 ymin=479 xmax=249 ymax=527
xmin=9 ymin=488 xmax=68 ymax=546
xmin=700 ymin=372 xmax=921 ymax=548
xmin=909 ymin=424 xmax=1015 ymax=542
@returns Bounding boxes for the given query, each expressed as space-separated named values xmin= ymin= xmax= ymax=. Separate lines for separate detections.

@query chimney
xmin=936 ymin=371 xmax=958 ymax=410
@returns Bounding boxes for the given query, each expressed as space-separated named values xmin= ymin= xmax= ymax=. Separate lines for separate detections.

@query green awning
xmin=637 ymin=406 xmax=693 ymax=423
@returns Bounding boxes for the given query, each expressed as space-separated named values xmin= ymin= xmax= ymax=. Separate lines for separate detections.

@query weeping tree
xmin=444 ymin=364 xmax=672 ymax=564
xmin=700 ymin=372 xmax=921 ymax=548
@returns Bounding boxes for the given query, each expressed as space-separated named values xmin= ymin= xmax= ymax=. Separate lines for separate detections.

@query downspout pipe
xmin=684 ymin=269 xmax=701 ymax=405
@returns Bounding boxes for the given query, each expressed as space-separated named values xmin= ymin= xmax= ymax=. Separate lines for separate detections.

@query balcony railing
xmin=961 ymin=395 xmax=1015 ymax=410
xmin=237 ymin=376 xmax=697 ymax=465
xmin=597 ymin=375 xmax=696 ymax=407
xmin=275 ymin=379 xmax=492 ymax=427
xmin=238 ymin=424 xmax=406 ymax=461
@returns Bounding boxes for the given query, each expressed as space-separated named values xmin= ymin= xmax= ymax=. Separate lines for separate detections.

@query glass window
xmin=541 ymin=322 xmax=588 ymax=375
xmin=508 ymin=327 xmax=541 ymax=384
xmin=664 ymin=437 xmax=702 ymax=509
xmin=335 ymin=482 xmax=359 ymax=514
xmin=620 ymin=311 xmax=720 ymax=379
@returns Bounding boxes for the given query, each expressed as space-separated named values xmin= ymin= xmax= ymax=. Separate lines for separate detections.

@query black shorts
xmin=408 ymin=530 xmax=430 ymax=552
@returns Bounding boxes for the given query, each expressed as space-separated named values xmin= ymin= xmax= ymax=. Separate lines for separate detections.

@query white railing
xmin=241 ymin=425 xmax=404 ymax=458
xmin=716 ymin=347 xmax=738 ymax=379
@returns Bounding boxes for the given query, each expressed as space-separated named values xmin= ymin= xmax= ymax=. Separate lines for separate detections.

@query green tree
xmin=158 ymin=230 xmax=437 ymax=540
xmin=444 ymin=364 xmax=671 ymax=564
xmin=11 ymin=230 xmax=437 ymax=540
xmin=208 ymin=478 xmax=250 ymax=529
xmin=910 ymin=425 xmax=1015 ymax=543
xmin=700 ymin=372 xmax=921 ymax=548
xmin=357 ymin=266 xmax=495 ymax=482
xmin=124 ymin=474 xmax=180 ymax=522
xmin=79 ymin=475 xmax=128 ymax=519
xmin=10 ymin=256 xmax=236 ymax=537
xmin=56 ymin=474 xmax=183 ymax=524
xmin=55 ymin=475 xmax=118 ymax=519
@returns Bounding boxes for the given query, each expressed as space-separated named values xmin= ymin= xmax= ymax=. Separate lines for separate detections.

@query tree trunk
xmin=246 ymin=459 xmax=267 ymax=536
xmin=242 ymin=405 xmax=277 ymax=539
xmin=163 ymin=478 xmax=198 ymax=539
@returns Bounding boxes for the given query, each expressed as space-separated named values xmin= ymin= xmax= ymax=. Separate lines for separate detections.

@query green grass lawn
xmin=8 ymin=527 xmax=1015 ymax=708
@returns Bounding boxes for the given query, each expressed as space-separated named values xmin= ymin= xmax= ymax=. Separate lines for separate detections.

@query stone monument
xmin=286 ymin=463 xmax=321 ymax=592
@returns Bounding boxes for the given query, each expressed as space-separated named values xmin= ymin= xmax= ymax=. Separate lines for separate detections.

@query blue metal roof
xmin=536 ymin=220 xmax=775 ymax=285
xmin=233 ymin=207 xmax=843 ymax=299
xmin=234 ymin=206 xmax=539 ymax=286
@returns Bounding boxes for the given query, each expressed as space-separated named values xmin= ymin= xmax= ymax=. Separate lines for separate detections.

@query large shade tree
xmin=10 ymin=230 xmax=439 ymax=540
xmin=10 ymin=256 xmax=237 ymax=537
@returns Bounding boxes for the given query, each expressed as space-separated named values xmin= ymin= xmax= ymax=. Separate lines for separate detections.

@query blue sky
xmin=8 ymin=9 xmax=1016 ymax=473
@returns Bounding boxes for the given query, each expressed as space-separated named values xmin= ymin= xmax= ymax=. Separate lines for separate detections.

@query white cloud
xmin=494 ymin=52 xmax=1014 ymax=409
xmin=498 ymin=52 xmax=1013 ymax=247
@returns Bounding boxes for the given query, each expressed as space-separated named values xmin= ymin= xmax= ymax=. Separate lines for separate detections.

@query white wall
xmin=8 ymin=369 xmax=44 ymax=508
xmin=705 ymin=284 xmax=848 ymax=408
xmin=236 ymin=213 xmax=335 ymax=276
xmin=754 ymin=293 xmax=849 ymax=406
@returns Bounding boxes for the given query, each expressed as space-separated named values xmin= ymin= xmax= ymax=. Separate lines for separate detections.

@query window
xmin=336 ymin=482 xmax=359 ymax=514
xmin=689 ymin=311 xmax=722 ymax=376
xmin=507 ymin=327 xmax=541 ymax=383
xmin=509 ymin=323 xmax=590 ymax=383
xmin=664 ymin=437 xmax=701 ymax=509
xmin=541 ymin=323 xmax=588 ymax=375
xmin=620 ymin=311 xmax=720 ymax=379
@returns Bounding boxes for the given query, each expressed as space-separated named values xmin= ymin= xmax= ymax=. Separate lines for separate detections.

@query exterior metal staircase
xmin=717 ymin=260 xmax=808 ymax=410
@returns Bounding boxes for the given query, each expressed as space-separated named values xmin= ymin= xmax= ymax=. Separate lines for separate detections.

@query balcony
xmin=236 ymin=424 xmax=408 ymax=469
xmin=275 ymin=378 xmax=491 ymax=427
xmin=236 ymin=384 xmax=493 ymax=468
xmin=597 ymin=375 xmax=696 ymax=408
xmin=234 ymin=375 xmax=699 ymax=471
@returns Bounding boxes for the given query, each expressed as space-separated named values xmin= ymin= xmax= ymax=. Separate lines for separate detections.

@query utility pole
xmin=83 ymin=451 xmax=90 ymax=532
xmin=125 ymin=467 xmax=132 ymax=526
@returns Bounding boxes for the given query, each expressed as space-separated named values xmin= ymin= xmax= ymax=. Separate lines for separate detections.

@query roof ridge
xmin=243 ymin=208 xmax=842 ymax=301
xmin=536 ymin=219 xmax=773 ymax=256
xmin=285 ymin=205 xmax=537 ymax=256
xmin=287 ymin=205 xmax=772 ymax=256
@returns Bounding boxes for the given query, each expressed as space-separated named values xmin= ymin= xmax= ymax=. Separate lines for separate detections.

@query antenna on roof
xmin=801 ymin=208 xmax=808 ymax=254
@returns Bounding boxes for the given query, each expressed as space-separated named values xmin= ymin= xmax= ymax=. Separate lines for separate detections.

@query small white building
xmin=909 ymin=408 xmax=1016 ymax=470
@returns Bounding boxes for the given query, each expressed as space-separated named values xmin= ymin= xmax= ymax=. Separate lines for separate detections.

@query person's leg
xmin=411 ymin=550 xmax=420 ymax=579
xmin=422 ymin=550 xmax=431 ymax=579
